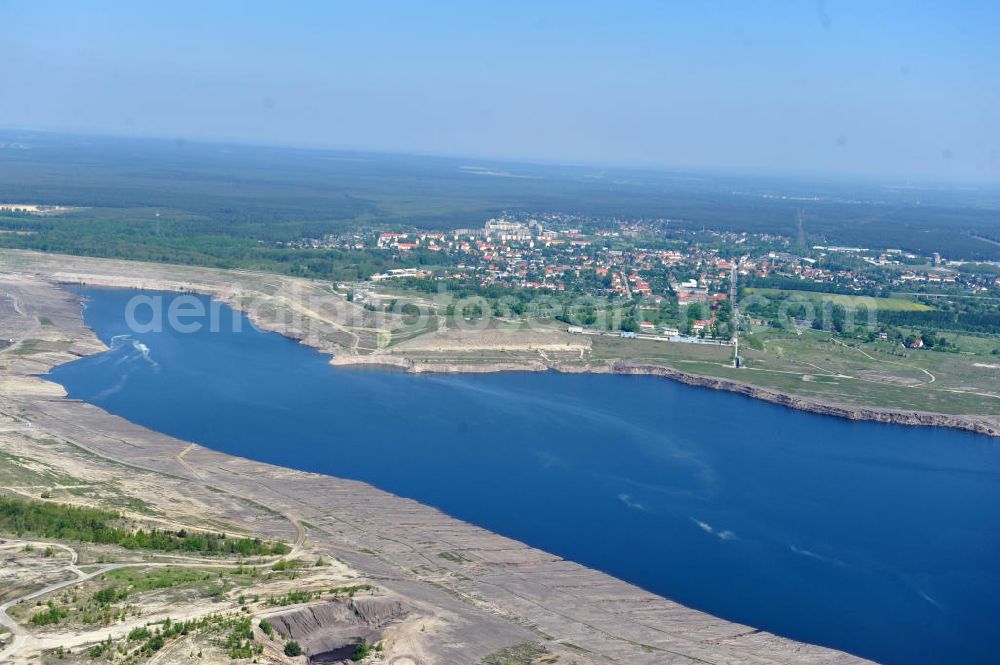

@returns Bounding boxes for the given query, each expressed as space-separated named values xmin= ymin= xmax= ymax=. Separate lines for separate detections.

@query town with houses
xmin=278 ymin=214 xmax=1000 ymax=344
xmin=284 ymin=215 xmax=1000 ymax=292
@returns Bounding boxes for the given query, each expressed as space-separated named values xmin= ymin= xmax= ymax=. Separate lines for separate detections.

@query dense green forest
xmin=2 ymin=131 xmax=999 ymax=272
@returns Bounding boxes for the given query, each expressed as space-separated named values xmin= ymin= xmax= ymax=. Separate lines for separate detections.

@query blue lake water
xmin=46 ymin=288 xmax=1000 ymax=665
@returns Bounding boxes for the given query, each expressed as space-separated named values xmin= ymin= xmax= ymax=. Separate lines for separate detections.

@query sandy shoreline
xmin=4 ymin=248 xmax=996 ymax=437
xmin=328 ymin=355 xmax=1000 ymax=437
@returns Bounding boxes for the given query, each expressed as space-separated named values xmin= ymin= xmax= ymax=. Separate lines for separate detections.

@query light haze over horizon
xmin=3 ymin=1 xmax=998 ymax=184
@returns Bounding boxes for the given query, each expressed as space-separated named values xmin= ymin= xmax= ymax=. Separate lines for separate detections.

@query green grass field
xmin=744 ymin=287 xmax=933 ymax=311
xmin=590 ymin=328 xmax=1000 ymax=416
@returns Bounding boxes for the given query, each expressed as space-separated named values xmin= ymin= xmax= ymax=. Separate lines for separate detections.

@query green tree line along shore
xmin=0 ymin=496 xmax=288 ymax=556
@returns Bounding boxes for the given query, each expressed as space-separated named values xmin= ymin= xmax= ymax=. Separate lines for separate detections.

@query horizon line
xmin=2 ymin=124 xmax=999 ymax=192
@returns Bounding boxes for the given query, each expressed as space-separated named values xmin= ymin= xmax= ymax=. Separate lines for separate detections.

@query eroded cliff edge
xmin=612 ymin=362 xmax=1000 ymax=437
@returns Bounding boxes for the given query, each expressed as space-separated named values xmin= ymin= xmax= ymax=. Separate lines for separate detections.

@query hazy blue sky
xmin=2 ymin=1 xmax=998 ymax=182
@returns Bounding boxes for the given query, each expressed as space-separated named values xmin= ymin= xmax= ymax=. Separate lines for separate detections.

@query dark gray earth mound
xmin=269 ymin=596 xmax=408 ymax=662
